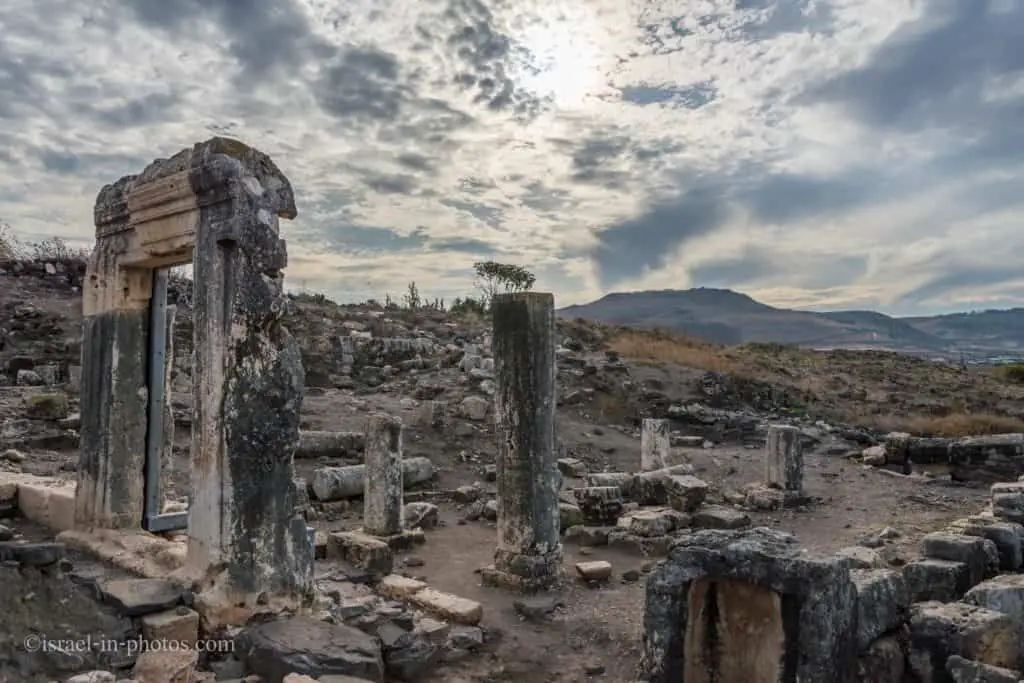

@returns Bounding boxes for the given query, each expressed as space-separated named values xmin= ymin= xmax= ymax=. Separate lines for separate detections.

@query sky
xmin=1 ymin=0 xmax=1022 ymax=316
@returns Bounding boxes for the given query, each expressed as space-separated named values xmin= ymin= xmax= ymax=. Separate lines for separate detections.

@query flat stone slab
xmin=236 ymin=617 xmax=384 ymax=683
xmin=408 ymin=588 xmax=483 ymax=626
xmin=0 ymin=541 xmax=64 ymax=567
xmin=99 ymin=578 xmax=183 ymax=617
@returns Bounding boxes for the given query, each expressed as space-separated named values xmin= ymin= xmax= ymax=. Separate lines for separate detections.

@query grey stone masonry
xmin=484 ymin=292 xmax=562 ymax=592
xmin=641 ymin=418 xmax=670 ymax=472
xmin=363 ymin=413 xmax=404 ymax=537
xmin=766 ymin=424 xmax=803 ymax=492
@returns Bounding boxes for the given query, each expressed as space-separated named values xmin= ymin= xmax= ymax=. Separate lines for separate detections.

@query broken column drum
xmin=77 ymin=137 xmax=313 ymax=615
xmin=485 ymin=292 xmax=563 ymax=591
xmin=641 ymin=418 xmax=670 ymax=472
xmin=765 ymin=425 xmax=803 ymax=493
xmin=363 ymin=414 xmax=404 ymax=537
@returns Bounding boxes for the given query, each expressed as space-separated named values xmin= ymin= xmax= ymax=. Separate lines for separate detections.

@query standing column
xmin=765 ymin=425 xmax=803 ymax=493
xmin=363 ymin=414 xmax=404 ymax=537
xmin=483 ymin=292 xmax=562 ymax=592
xmin=641 ymin=418 xmax=670 ymax=472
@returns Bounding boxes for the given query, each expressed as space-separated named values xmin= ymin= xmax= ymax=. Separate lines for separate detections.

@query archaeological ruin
xmin=2 ymin=136 xmax=1024 ymax=683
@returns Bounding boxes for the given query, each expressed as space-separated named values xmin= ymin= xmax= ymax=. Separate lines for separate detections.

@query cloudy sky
xmin=1 ymin=0 xmax=1021 ymax=316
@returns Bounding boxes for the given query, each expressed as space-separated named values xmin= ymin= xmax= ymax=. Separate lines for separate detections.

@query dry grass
xmin=608 ymin=329 xmax=741 ymax=373
xmin=860 ymin=411 xmax=1024 ymax=438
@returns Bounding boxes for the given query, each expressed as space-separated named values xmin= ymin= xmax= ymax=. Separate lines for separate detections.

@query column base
xmin=365 ymin=527 xmax=426 ymax=551
xmin=480 ymin=547 xmax=564 ymax=593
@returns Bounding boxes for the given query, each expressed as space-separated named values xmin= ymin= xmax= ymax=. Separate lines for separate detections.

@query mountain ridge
xmin=557 ymin=288 xmax=1024 ymax=360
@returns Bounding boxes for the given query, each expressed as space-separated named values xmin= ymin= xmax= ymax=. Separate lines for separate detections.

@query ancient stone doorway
xmin=682 ymin=578 xmax=786 ymax=683
xmin=77 ymin=138 xmax=314 ymax=621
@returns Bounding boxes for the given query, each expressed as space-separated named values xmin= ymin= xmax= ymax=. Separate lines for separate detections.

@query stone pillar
xmin=482 ymin=292 xmax=562 ymax=592
xmin=185 ymin=139 xmax=313 ymax=623
xmin=641 ymin=418 xmax=670 ymax=472
xmin=363 ymin=414 xmax=404 ymax=537
xmin=76 ymin=222 xmax=154 ymax=529
xmin=766 ymin=425 xmax=803 ymax=493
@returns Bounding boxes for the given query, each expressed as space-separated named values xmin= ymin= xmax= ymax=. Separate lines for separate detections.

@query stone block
xmin=574 ymin=486 xmax=625 ymax=525
xmin=837 ymin=546 xmax=885 ymax=569
xmin=236 ymin=617 xmax=385 ymax=682
xmin=691 ymin=505 xmax=751 ymax=530
xmin=616 ymin=508 xmax=686 ymax=537
xmin=631 ymin=465 xmax=699 ymax=505
xmin=851 ymin=569 xmax=909 ymax=651
xmin=907 ymin=602 xmax=1018 ymax=682
xmin=664 ymin=475 xmax=709 ymax=513
xmin=903 ymin=559 xmax=968 ymax=602
xmin=856 ymin=635 xmax=906 ymax=683
xmin=945 ymin=655 xmax=1020 ymax=683
xmin=326 ymin=531 xmax=394 ymax=576
xmin=991 ymin=482 xmax=1024 ymax=525
xmin=141 ymin=608 xmax=200 ymax=646
xmin=586 ymin=472 xmax=636 ymax=498
xmin=921 ymin=533 xmax=998 ymax=592
xmin=378 ymin=574 xmax=427 ymax=600
xmin=99 ymin=578 xmax=183 ymax=617
xmin=408 ymin=588 xmax=483 ymax=625
xmin=575 ymin=560 xmax=613 ymax=582
xmin=963 ymin=574 xmax=1024 ymax=642
xmin=947 ymin=517 xmax=1024 ymax=571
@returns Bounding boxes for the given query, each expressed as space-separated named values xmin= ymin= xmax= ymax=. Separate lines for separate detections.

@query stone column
xmin=482 ymin=292 xmax=562 ymax=592
xmin=76 ymin=226 xmax=154 ymax=529
xmin=766 ymin=425 xmax=803 ymax=492
xmin=363 ymin=414 xmax=404 ymax=537
xmin=184 ymin=139 xmax=313 ymax=624
xmin=641 ymin=418 xmax=670 ymax=472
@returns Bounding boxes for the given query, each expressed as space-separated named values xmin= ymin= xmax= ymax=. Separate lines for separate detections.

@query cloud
xmin=0 ymin=0 xmax=1022 ymax=314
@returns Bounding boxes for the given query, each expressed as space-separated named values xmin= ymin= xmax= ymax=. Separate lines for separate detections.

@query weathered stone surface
xmin=947 ymin=517 xmax=1024 ymax=571
xmin=856 ymin=635 xmax=906 ymax=683
xmin=921 ymin=533 xmax=998 ymax=592
xmin=378 ymin=620 xmax=440 ymax=681
xmin=295 ymin=430 xmax=365 ymax=459
xmin=945 ymin=655 xmax=1021 ymax=683
xmin=632 ymin=465 xmax=699 ymax=505
xmin=766 ymin=424 xmax=803 ymax=492
xmin=408 ymin=588 xmax=483 ymax=625
xmin=949 ymin=435 xmax=1024 ymax=484
xmin=363 ymin=414 xmax=404 ymax=537
xmin=574 ymin=486 xmax=624 ymax=525
xmin=907 ymin=602 xmax=1018 ymax=683
xmin=850 ymin=569 xmax=909 ymax=651
xmin=575 ymin=560 xmax=613 ymax=582
xmin=692 ymin=505 xmax=751 ymax=530
xmin=403 ymin=502 xmax=439 ymax=530
xmin=963 ymin=574 xmax=1024 ymax=642
xmin=836 ymin=546 xmax=885 ymax=569
xmin=991 ymin=482 xmax=1024 ymax=525
xmin=616 ymin=508 xmax=686 ymax=537
xmin=99 ymin=578 xmax=182 ymax=616
xmin=640 ymin=418 xmax=670 ymax=472
xmin=236 ymin=617 xmax=385 ymax=683
xmin=903 ymin=559 xmax=968 ymax=602
xmin=311 ymin=457 xmax=436 ymax=502
xmin=641 ymin=528 xmax=857 ymax=683
xmin=664 ymin=474 xmax=709 ymax=513
xmin=586 ymin=472 xmax=637 ymax=498
xmin=326 ymin=532 xmax=393 ymax=576
xmin=488 ymin=293 xmax=562 ymax=591
xmin=0 ymin=540 xmax=64 ymax=566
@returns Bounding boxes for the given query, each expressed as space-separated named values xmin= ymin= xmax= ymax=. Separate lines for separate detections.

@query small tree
xmin=403 ymin=281 xmax=422 ymax=310
xmin=472 ymin=261 xmax=536 ymax=308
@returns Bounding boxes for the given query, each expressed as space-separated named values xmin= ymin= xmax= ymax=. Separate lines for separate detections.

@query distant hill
xmin=557 ymin=288 xmax=1024 ymax=358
